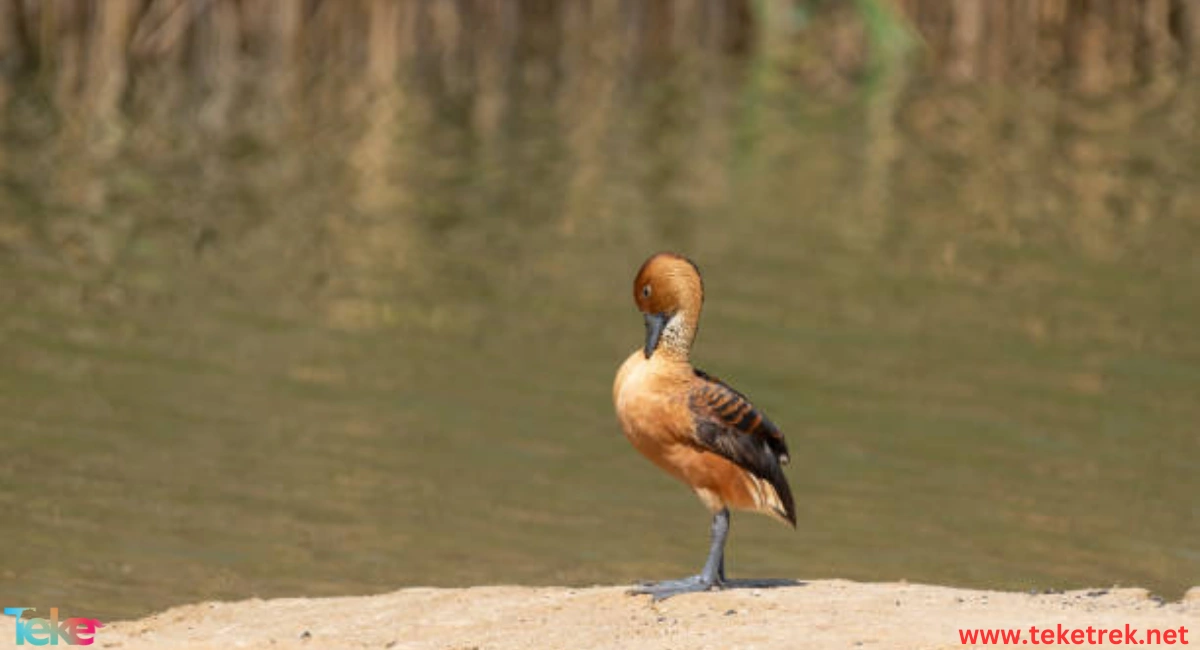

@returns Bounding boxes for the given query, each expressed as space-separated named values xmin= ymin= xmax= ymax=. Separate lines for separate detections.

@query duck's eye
xmin=641 ymin=284 xmax=652 ymax=298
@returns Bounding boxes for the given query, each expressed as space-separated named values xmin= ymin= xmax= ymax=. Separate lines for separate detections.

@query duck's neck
xmin=655 ymin=308 xmax=700 ymax=362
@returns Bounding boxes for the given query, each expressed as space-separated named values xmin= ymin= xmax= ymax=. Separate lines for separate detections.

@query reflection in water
xmin=0 ymin=0 xmax=1198 ymax=621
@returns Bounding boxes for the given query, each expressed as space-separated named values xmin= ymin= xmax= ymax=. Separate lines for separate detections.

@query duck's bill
xmin=643 ymin=312 xmax=669 ymax=358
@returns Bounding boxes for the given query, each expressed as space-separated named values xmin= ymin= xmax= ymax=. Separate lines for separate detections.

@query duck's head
xmin=632 ymin=252 xmax=704 ymax=359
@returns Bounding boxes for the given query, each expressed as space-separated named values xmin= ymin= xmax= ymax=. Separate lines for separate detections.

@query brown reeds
xmin=0 ymin=0 xmax=1195 ymax=264
xmin=0 ymin=1 xmax=1194 ymax=138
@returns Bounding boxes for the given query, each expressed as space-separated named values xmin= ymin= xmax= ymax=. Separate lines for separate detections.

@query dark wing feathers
xmin=690 ymin=368 xmax=790 ymax=465
xmin=689 ymin=368 xmax=795 ymax=524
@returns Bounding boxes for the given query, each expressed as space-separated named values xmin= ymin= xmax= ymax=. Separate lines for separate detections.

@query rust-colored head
xmin=631 ymin=252 xmax=704 ymax=358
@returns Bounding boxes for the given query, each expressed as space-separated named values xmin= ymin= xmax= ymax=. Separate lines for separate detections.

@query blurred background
xmin=1 ymin=0 xmax=1198 ymax=622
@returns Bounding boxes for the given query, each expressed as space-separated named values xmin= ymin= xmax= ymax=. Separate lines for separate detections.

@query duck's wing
xmin=689 ymin=368 xmax=795 ymax=525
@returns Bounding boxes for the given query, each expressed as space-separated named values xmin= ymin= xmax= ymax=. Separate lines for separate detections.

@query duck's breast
xmin=614 ymin=353 xmax=695 ymax=474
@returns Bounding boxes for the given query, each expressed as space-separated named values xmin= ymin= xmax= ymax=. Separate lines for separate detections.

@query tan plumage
xmin=613 ymin=253 xmax=795 ymax=528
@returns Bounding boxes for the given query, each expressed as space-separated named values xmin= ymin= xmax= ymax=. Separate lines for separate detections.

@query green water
xmin=1 ymin=59 xmax=1198 ymax=620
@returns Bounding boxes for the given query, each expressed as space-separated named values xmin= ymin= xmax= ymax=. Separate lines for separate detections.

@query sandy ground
xmin=2 ymin=581 xmax=1197 ymax=649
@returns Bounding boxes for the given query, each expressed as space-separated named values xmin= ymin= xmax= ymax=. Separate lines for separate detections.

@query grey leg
xmin=630 ymin=508 xmax=729 ymax=601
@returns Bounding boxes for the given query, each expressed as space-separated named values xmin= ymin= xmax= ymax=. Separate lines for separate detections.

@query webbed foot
xmin=628 ymin=574 xmax=723 ymax=601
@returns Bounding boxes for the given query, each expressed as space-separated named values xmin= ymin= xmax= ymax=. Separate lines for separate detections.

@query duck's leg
xmin=630 ymin=508 xmax=729 ymax=600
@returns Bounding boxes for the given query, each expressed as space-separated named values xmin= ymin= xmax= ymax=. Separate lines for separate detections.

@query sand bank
xmin=4 ymin=580 xmax=1197 ymax=649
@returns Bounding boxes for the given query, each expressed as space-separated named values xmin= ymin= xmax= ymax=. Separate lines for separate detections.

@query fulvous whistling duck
xmin=613 ymin=252 xmax=795 ymax=599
